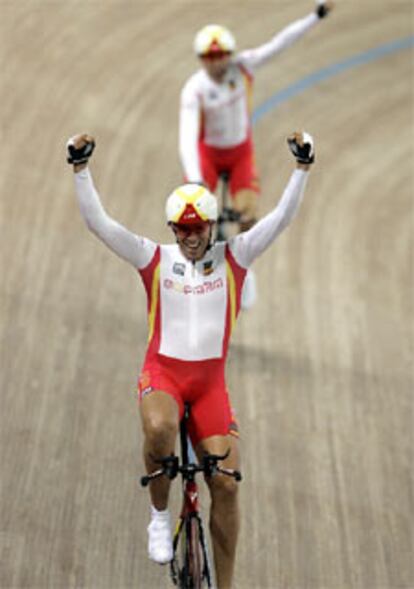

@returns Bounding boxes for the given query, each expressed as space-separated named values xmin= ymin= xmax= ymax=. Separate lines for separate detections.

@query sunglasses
xmin=200 ymin=51 xmax=231 ymax=61
xmin=172 ymin=223 xmax=210 ymax=237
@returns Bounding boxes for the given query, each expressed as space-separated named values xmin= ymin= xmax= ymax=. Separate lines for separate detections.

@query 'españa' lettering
xmin=164 ymin=278 xmax=224 ymax=295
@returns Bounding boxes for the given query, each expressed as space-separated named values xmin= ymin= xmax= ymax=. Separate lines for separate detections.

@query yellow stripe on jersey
xmin=226 ymin=261 xmax=237 ymax=332
xmin=148 ymin=264 xmax=160 ymax=342
xmin=242 ymin=71 xmax=253 ymax=115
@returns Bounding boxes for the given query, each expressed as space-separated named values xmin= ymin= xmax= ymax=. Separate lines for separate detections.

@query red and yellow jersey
xmin=139 ymin=242 xmax=246 ymax=362
xmin=74 ymin=167 xmax=309 ymax=362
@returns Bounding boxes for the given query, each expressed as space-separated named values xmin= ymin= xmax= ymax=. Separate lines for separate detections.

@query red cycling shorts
xmin=138 ymin=354 xmax=239 ymax=447
xmin=198 ymin=136 xmax=260 ymax=197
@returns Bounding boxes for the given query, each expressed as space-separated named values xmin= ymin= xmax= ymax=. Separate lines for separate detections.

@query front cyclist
xmin=179 ymin=1 xmax=333 ymax=310
xmin=67 ymin=131 xmax=315 ymax=589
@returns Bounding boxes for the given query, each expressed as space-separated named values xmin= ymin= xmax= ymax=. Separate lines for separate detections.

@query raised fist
xmin=66 ymin=134 xmax=95 ymax=165
xmin=287 ymin=131 xmax=315 ymax=165
xmin=315 ymin=1 xmax=334 ymax=19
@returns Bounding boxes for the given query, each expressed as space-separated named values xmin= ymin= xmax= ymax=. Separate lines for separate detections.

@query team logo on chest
xmin=173 ymin=262 xmax=186 ymax=276
xmin=203 ymin=260 xmax=214 ymax=276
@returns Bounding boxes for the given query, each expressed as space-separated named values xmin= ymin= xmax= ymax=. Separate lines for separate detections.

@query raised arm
xmin=67 ymin=134 xmax=156 ymax=269
xmin=179 ymin=79 xmax=204 ymax=184
xmin=229 ymin=132 xmax=315 ymax=267
xmin=237 ymin=1 xmax=334 ymax=71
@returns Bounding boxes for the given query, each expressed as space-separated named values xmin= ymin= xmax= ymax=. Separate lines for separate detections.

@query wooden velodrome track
xmin=1 ymin=1 xmax=413 ymax=588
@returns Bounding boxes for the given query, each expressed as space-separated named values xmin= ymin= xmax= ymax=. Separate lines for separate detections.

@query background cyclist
xmin=67 ymin=130 xmax=315 ymax=589
xmin=179 ymin=1 xmax=333 ymax=309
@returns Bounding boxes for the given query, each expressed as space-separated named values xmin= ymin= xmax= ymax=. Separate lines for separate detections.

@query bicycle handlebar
xmin=140 ymin=451 xmax=242 ymax=487
xmin=218 ymin=207 xmax=241 ymax=224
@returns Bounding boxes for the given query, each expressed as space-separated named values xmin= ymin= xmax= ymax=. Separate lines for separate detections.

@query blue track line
xmin=252 ymin=35 xmax=414 ymax=125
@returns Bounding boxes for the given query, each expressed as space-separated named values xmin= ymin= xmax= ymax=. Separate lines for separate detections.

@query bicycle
xmin=141 ymin=403 xmax=242 ymax=588
xmin=216 ymin=171 xmax=241 ymax=242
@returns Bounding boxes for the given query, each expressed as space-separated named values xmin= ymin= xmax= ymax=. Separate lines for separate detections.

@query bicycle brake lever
xmin=216 ymin=467 xmax=243 ymax=482
xmin=140 ymin=468 xmax=163 ymax=487
xmin=202 ymin=459 xmax=217 ymax=478
xmin=146 ymin=454 xmax=179 ymax=480
xmin=202 ymin=449 xmax=231 ymax=477
xmin=162 ymin=455 xmax=179 ymax=479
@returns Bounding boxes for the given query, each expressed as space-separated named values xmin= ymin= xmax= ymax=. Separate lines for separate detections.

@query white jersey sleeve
xmin=74 ymin=168 xmax=157 ymax=269
xmin=179 ymin=77 xmax=203 ymax=182
xmin=237 ymin=13 xmax=319 ymax=70
xmin=229 ymin=169 xmax=309 ymax=268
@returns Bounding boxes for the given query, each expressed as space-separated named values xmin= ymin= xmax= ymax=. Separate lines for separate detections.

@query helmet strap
xmin=207 ymin=223 xmax=215 ymax=249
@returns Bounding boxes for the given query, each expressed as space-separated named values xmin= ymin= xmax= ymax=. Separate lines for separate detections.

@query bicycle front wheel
xmin=187 ymin=515 xmax=203 ymax=588
xmin=174 ymin=514 xmax=211 ymax=589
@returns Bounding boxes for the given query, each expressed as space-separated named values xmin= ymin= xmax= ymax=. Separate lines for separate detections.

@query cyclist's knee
xmin=232 ymin=189 xmax=258 ymax=230
xmin=233 ymin=189 xmax=257 ymax=211
xmin=141 ymin=391 xmax=179 ymax=446
xmin=143 ymin=413 xmax=178 ymax=448
xmin=208 ymin=474 xmax=239 ymax=502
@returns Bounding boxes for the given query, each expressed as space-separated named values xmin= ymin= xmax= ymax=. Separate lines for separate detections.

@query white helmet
xmin=166 ymin=184 xmax=218 ymax=224
xmin=193 ymin=24 xmax=236 ymax=56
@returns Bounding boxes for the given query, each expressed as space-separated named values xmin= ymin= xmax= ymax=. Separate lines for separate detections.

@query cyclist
xmin=179 ymin=1 xmax=333 ymax=310
xmin=67 ymin=130 xmax=315 ymax=589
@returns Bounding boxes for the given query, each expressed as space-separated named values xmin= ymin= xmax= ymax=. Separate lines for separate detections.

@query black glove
xmin=287 ymin=132 xmax=315 ymax=165
xmin=66 ymin=137 xmax=95 ymax=165
xmin=316 ymin=2 xmax=330 ymax=18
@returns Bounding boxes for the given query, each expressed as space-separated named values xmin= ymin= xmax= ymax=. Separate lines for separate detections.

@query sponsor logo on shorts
xmin=141 ymin=386 xmax=154 ymax=398
xmin=139 ymin=371 xmax=151 ymax=390
xmin=229 ymin=420 xmax=240 ymax=438
xmin=163 ymin=277 xmax=223 ymax=295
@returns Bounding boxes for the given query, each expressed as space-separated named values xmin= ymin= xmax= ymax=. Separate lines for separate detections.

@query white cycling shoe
xmin=147 ymin=507 xmax=173 ymax=565
xmin=241 ymin=268 xmax=257 ymax=310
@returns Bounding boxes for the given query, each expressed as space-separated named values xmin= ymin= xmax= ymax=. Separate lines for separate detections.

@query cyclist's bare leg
xmin=232 ymin=188 xmax=257 ymax=232
xmin=140 ymin=390 xmax=179 ymax=510
xmin=196 ymin=434 xmax=240 ymax=589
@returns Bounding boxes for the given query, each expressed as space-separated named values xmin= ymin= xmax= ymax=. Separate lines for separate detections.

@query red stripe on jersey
xmin=138 ymin=246 xmax=161 ymax=354
xmin=238 ymin=63 xmax=254 ymax=118
xmin=222 ymin=245 xmax=247 ymax=355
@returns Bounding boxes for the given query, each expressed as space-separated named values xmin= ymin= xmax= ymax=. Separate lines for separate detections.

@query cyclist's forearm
xmin=74 ymin=168 xmax=156 ymax=268
xmin=179 ymin=106 xmax=203 ymax=183
xmin=238 ymin=13 xmax=318 ymax=69
xmin=231 ymin=168 xmax=309 ymax=266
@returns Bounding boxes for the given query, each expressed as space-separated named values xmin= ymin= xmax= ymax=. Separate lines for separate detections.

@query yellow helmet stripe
xmin=203 ymin=25 xmax=230 ymax=50
xmin=175 ymin=186 xmax=205 ymax=203
xmin=174 ymin=186 xmax=209 ymax=221
xmin=210 ymin=25 xmax=228 ymax=42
